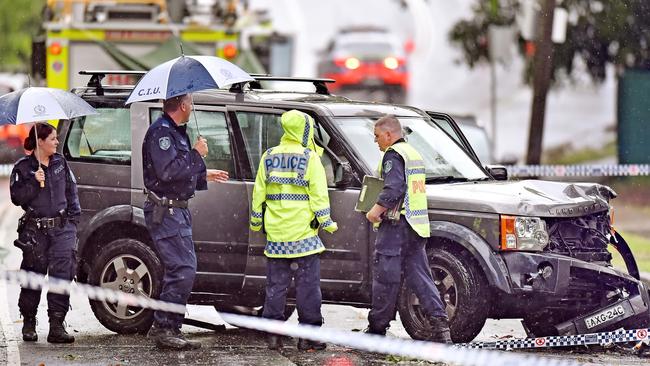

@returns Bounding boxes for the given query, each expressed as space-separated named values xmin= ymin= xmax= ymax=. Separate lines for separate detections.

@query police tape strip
xmin=0 ymin=269 xmax=585 ymax=366
xmin=1 ymin=163 xmax=650 ymax=179
xmin=505 ymin=164 xmax=650 ymax=177
xmin=457 ymin=328 xmax=650 ymax=350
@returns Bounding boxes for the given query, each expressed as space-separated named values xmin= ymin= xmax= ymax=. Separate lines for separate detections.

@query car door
xmin=130 ymin=104 xmax=248 ymax=295
xmin=228 ymin=107 xmax=368 ymax=304
xmin=426 ymin=111 xmax=482 ymax=164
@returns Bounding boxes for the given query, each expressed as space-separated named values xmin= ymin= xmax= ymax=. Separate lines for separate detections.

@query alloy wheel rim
xmin=99 ymin=254 xmax=152 ymax=319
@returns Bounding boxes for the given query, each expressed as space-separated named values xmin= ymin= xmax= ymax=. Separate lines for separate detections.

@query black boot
xmin=363 ymin=325 xmax=386 ymax=336
xmin=297 ymin=338 xmax=327 ymax=351
xmin=47 ymin=314 xmax=75 ymax=343
xmin=266 ymin=333 xmax=283 ymax=350
xmin=21 ymin=314 xmax=37 ymax=342
xmin=428 ymin=316 xmax=452 ymax=344
xmin=172 ymin=328 xmax=202 ymax=350
xmin=152 ymin=328 xmax=201 ymax=350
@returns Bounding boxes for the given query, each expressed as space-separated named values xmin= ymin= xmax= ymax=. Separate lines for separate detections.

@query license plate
xmin=585 ymin=305 xmax=625 ymax=329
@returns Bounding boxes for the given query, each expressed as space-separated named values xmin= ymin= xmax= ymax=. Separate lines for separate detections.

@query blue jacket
xmin=142 ymin=113 xmax=207 ymax=200
xmin=10 ymin=153 xmax=81 ymax=221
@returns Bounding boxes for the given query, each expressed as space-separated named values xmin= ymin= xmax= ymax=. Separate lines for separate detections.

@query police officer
xmin=142 ymin=94 xmax=229 ymax=350
xmin=250 ymin=110 xmax=338 ymax=351
xmin=365 ymin=115 xmax=452 ymax=343
xmin=9 ymin=122 xmax=80 ymax=343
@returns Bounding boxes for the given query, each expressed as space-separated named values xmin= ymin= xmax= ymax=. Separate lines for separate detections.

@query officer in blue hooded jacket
xmin=10 ymin=122 xmax=80 ymax=344
xmin=142 ymin=94 xmax=228 ymax=350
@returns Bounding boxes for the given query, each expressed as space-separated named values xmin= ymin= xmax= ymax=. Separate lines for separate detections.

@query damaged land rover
xmin=62 ymin=71 xmax=650 ymax=343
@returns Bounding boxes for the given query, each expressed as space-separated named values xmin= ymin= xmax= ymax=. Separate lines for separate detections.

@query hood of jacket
xmin=280 ymin=110 xmax=323 ymax=156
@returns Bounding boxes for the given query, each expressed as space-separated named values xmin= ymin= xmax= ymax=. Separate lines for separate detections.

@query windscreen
xmin=334 ymin=116 xmax=488 ymax=181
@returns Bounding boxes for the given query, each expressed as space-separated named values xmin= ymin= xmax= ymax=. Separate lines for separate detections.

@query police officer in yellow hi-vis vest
xmin=250 ymin=110 xmax=338 ymax=351
xmin=365 ymin=115 xmax=452 ymax=343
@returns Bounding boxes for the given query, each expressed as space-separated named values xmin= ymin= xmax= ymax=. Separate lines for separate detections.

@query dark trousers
xmin=368 ymin=219 xmax=447 ymax=332
xmin=262 ymin=254 xmax=322 ymax=325
xmin=145 ymin=206 xmax=197 ymax=330
xmin=18 ymin=223 xmax=77 ymax=317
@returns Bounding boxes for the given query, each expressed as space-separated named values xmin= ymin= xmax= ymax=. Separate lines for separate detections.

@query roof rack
xmin=229 ymin=76 xmax=335 ymax=95
xmin=79 ymin=70 xmax=146 ymax=95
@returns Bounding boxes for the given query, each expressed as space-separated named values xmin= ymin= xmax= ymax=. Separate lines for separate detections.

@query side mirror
xmin=486 ymin=165 xmax=508 ymax=181
xmin=334 ymin=162 xmax=354 ymax=189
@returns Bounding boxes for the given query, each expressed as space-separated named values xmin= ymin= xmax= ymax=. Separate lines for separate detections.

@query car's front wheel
xmin=88 ymin=238 xmax=162 ymax=334
xmin=398 ymin=246 xmax=489 ymax=343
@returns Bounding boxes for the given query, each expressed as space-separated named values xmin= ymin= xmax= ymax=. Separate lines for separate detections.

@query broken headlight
xmin=500 ymin=215 xmax=550 ymax=251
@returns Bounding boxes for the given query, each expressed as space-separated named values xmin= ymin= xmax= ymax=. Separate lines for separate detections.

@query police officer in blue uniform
xmin=10 ymin=122 xmax=80 ymax=344
xmin=365 ymin=115 xmax=451 ymax=343
xmin=142 ymin=94 xmax=228 ymax=350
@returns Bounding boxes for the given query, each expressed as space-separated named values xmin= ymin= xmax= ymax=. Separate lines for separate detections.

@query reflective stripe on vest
xmin=265 ymin=235 xmax=325 ymax=258
xmin=380 ymin=142 xmax=431 ymax=238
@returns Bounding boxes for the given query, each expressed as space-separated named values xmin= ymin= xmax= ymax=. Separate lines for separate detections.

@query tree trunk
xmin=525 ymin=0 xmax=556 ymax=164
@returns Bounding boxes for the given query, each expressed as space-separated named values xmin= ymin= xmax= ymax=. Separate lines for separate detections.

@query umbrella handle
xmin=37 ymin=167 xmax=45 ymax=188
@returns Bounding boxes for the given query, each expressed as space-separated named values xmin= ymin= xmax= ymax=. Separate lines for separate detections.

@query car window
xmin=65 ymin=108 xmax=131 ymax=164
xmin=431 ymin=117 xmax=463 ymax=146
xmin=150 ymin=109 xmax=235 ymax=174
xmin=236 ymin=111 xmax=284 ymax=177
xmin=457 ymin=124 xmax=493 ymax=164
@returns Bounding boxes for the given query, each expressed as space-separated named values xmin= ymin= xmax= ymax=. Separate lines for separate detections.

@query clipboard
xmin=355 ymin=175 xmax=402 ymax=221
xmin=355 ymin=175 xmax=384 ymax=213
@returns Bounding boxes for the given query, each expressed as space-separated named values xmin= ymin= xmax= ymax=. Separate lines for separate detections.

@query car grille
xmin=544 ymin=211 xmax=612 ymax=263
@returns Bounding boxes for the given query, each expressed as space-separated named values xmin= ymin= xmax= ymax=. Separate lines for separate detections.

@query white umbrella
xmin=0 ymin=87 xmax=98 ymax=187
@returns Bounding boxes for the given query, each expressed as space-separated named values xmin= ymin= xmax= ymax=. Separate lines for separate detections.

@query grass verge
xmin=611 ymin=231 xmax=650 ymax=274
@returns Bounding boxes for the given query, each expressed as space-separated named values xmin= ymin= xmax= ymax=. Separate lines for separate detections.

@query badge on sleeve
xmin=384 ymin=160 xmax=392 ymax=173
xmin=159 ymin=137 xmax=171 ymax=151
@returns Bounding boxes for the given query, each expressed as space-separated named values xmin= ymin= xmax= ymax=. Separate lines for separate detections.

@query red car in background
xmin=317 ymin=26 xmax=408 ymax=103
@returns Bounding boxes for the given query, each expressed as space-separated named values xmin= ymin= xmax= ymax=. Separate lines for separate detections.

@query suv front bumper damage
xmin=501 ymin=251 xmax=650 ymax=334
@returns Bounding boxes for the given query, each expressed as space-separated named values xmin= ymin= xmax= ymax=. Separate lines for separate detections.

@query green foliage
xmin=0 ymin=0 xmax=45 ymax=72
xmin=449 ymin=0 xmax=650 ymax=82
xmin=449 ymin=0 xmax=518 ymax=67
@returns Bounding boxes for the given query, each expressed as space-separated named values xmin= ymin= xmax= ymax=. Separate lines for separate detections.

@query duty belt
xmin=29 ymin=216 xmax=64 ymax=229
xmin=146 ymin=192 xmax=189 ymax=209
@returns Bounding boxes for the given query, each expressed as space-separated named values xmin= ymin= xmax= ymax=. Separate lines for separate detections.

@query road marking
xmin=0 ymin=279 xmax=20 ymax=366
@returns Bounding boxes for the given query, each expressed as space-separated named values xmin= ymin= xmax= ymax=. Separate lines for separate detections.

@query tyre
xmin=88 ymin=238 xmax=162 ymax=334
xmin=398 ymin=247 xmax=489 ymax=343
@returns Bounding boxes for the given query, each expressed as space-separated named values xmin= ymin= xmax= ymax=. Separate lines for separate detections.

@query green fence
xmin=618 ymin=69 xmax=650 ymax=164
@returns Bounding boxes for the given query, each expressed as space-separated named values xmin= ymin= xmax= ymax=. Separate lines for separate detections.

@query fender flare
xmin=78 ymin=205 xmax=147 ymax=253
xmin=429 ymin=221 xmax=512 ymax=294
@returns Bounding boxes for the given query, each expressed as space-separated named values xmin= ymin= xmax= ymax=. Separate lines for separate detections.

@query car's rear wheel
xmin=398 ymin=246 xmax=489 ymax=343
xmin=88 ymin=238 xmax=162 ymax=334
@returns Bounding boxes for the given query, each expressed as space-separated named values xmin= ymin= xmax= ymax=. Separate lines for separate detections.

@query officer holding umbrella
xmin=0 ymin=87 xmax=97 ymax=344
xmin=127 ymin=55 xmax=252 ymax=350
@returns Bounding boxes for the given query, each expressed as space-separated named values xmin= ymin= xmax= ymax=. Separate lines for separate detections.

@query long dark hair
xmin=23 ymin=123 xmax=55 ymax=151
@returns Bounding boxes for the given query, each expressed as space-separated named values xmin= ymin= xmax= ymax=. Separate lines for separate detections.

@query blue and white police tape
xmin=458 ymin=328 xmax=649 ymax=350
xmin=0 ymin=269 xmax=582 ymax=366
xmin=1 ymin=163 xmax=649 ymax=178
xmin=506 ymin=164 xmax=650 ymax=178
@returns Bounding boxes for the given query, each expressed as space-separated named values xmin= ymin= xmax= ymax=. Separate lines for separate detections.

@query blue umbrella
xmin=125 ymin=55 xmax=254 ymax=104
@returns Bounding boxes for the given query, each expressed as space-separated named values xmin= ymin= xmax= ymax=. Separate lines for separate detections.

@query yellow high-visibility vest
xmin=378 ymin=142 xmax=430 ymax=238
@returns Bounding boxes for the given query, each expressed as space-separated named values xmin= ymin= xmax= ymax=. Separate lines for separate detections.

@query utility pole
xmin=525 ymin=0 xmax=556 ymax=164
